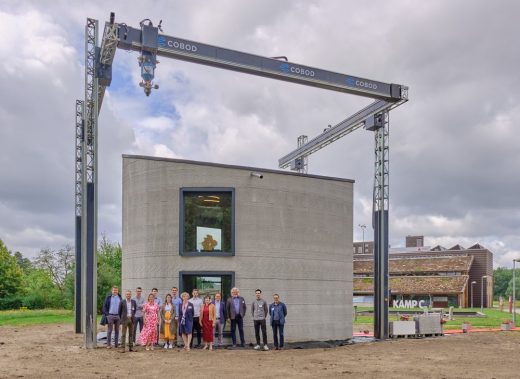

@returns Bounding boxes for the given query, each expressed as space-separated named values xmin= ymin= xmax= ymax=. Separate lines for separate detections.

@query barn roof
xmin=354 ymin=275 xmax=469 ymax=295
xmin=354 ymin=255 xmax=473 ymax=274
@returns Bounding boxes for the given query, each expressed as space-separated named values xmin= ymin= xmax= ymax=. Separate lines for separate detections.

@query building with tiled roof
xmin=353 ymin=236 xmax=493 ymax=308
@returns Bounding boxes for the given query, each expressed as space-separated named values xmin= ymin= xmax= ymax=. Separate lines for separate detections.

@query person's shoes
xmin=164 ymin=343 xmax=168 ymax=349
xmin=263 ymin=345 xmax=269 ymax=351
xmin=254 ymin=344 xmax=261 ymax=350
xmin=240 ymin=343 xmax=245 ymax=348
xmin=129 ymin=347 xmax=134 ymax=352
xmin=120 ymin=348 xmax=126 ymax=353
xmin=106 ymin=345 xmax=112 ymax=349
xmin=274 ymin=347 xmax=279 ymax=350
xmin=196 ymin=344 xmax=202 ymax=349
xmin=168 ymin=344 xmax=173 ymax=349
xmin=231 ymin=344 xmax=237 ymax=348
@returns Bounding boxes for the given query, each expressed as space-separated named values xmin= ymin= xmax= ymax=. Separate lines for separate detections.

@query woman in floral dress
xmin=140 ymin=293 xmax=160 ymax=350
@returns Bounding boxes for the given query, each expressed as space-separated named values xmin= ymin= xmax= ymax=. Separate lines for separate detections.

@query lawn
xmin=0 ymin=309 xmax=73 ymax=327
xmin=354 ymin=307 xmax=517 ymax=330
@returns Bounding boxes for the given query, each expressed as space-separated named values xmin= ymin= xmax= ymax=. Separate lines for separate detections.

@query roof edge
xmin=123 ymin=154 xmax=355 ymax=183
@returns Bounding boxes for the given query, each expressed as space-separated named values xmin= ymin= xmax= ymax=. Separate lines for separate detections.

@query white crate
xmin=414 ymin=314 xmax=443 ymax=335
xmin=389 ymin=321 xmax=417 ymax=337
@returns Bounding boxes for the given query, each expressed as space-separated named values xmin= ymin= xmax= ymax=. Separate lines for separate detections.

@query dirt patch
xmin=0 ymin=324 xmax=518 ymax=378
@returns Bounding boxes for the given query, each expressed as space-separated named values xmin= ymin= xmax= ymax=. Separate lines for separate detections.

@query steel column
xmin=373 ymin=112 xmax=389 ymax=340
xmin=513 ymin=259 xmax=517 ymax=325
xmin=74 ymin=100 xmax=83 ymax=333
xmin=296 ymin=135 xmax=308 ymax=173
xmin=82 ymin=18 xmax=99 ymax=348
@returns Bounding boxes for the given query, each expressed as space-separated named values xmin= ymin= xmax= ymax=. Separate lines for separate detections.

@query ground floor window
xmin=180 ymin=271 xmax=234 ymax=336
xmin=180 ymin=271 xmax=234 ymax=299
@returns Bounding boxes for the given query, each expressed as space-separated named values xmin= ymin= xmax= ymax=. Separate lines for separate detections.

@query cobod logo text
xmin=168 ymin=40 xmax=198 ymax=52
xmin=158 ymin=36 xmax=198 ymax=52
xmin=280 ymin=63 xmax=315 ymax=77
xmin=346 ymin=76 xmax=378 ymax=90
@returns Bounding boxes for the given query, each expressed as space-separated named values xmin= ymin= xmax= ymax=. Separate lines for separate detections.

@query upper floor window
xmin=180 ymin=188 xmax=234 ymax=256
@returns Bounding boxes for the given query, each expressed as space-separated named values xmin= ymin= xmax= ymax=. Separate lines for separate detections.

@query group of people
xmin=101 ymin=286 xmax=288 ymax=353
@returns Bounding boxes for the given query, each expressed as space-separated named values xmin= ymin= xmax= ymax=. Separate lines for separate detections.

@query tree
xmin=493 ymin=267 xmax=513 ymax=299
xmin=34 ymin=245 xmax=74 ymax=292
xmin=0 ymin=239 xmax=24 ymax=299
xmin=13 ymin=251 xmax=33 ymax=273
xmin=505 ymin=275 xmax=520 ymax=300
xmin=96 ymin=235 xmax=122 ymax=312
xmin=22 ymin=268 xmax=63 ymax=309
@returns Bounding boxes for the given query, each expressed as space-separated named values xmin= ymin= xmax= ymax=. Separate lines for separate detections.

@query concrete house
xmin=122 ymin=155 xmax=354 ymax=342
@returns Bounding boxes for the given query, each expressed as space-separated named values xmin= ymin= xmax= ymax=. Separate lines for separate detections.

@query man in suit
xmin=118 ymin=290 xmax=137 ymax=352
xmin=102 ymin=286 xmax=122 ymax=348
xmin=269 ymin=293 xmax=288 ymax=350
xmin=212 ymin=292 xmax=227 ymax=347
xmin=226 ymin=287 xmax=247 ymax=347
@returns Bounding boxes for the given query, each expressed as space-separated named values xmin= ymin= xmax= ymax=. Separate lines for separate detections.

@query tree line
xmin=1 ymin=237 xmax=519 ymax=310
xmin=0 ymin=236 xmax=121 ymax=311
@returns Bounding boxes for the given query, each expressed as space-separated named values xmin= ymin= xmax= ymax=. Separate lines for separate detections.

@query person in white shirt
xmin=189 ymin=288 xmax=203 ymax=348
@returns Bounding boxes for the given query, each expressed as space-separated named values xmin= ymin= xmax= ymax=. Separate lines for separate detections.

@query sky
xmin=0 ymin=0 xmax=519 ymax=268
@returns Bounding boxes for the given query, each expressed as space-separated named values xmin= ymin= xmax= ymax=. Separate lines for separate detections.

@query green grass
xmin=443 ymin=308 xmax=515 ymax=330
xmin=0 ymin=309 xmax=73 ymax=327
xmin=354 ymin=307 xmax=517 ymax=330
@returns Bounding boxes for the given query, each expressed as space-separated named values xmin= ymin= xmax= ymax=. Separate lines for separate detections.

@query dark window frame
xmin=178 ymin=271 xmax=236 ymax=295
xmin=179 ymin=187 xmax=235 ymax=256
xmin=179 ymin=271 xmax=235 ymax=338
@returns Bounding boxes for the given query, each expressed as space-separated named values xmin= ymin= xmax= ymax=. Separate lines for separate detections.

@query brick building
xmin=353 ymin=236 xmax=493 ymax=308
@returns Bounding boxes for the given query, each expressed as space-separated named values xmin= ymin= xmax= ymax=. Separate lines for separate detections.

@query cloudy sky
xmin=0 ymin=0 xmax=519 ymax=267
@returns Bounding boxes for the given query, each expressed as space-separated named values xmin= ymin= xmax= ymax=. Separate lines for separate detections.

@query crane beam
xmin=278 ymin=97 xmax=406 ymax=169
xmin=116 ymin=25 xmax=406 ymax=102
xmin=97 ymin=20 xmax=118 ymax=110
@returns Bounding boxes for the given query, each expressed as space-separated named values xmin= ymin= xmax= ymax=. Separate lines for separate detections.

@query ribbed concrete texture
xmin=122 ymin=155 xmax=354 ymax=342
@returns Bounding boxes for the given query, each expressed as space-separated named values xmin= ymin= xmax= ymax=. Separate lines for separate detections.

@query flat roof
xmin=123 ymin=154 xmax=355 ymax=183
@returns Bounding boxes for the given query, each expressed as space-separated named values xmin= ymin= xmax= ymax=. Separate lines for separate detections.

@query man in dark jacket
xmin=269 ymin=294 xmax=288 ymax=350
xmin=226 ymin=287 xmax=247 ymax=347
xmin=118 ymin=290 xmax=137 ymax=352
xmin=102 ymin=286 xmax=122 ymax=348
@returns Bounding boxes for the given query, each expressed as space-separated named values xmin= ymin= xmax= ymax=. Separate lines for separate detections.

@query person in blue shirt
xmin=171 ymin=286 xmax=182 ymax=347
xmin=269 ymin=294 xmax=288 ymax=350
xmin=102 ymin=286 xmax=122 ymax=348
xmin=212 ymin=292 xmax=227 ymax=347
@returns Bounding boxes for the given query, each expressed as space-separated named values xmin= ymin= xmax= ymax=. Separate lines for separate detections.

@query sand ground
xmin=0 ymin=324 xmax=518 ymax=378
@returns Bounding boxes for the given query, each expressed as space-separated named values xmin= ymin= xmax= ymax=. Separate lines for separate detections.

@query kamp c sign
xmin=393 ymin=299 xmax=429 ymax=308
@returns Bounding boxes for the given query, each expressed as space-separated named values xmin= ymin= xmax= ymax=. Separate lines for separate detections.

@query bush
xmin=0 ymin=296 xmax=23 ymax=310
xmin=21 ymin=293 xmax=47 ymax=309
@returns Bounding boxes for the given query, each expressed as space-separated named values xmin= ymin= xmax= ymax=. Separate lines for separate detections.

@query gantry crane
xmin=76 ymin=12 xmax=408 ymax=347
